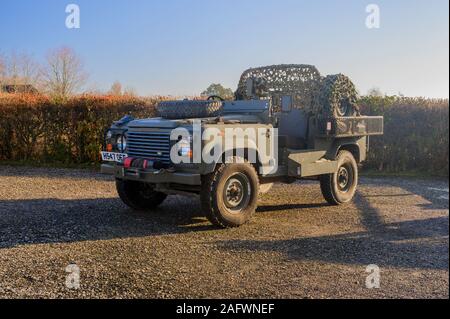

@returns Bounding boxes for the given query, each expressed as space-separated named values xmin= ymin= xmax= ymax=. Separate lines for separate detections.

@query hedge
xmin=0 ymin=93 xmax=448 ymax=176
xmin=360 ymin=96 xmax=449 ymax=176
xmin=0 ymin=94 xmax=159 ymax=164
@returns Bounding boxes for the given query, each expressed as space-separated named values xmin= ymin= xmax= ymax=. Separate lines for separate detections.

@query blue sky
xmin=1 ymin=0 xmax=448 ymax=97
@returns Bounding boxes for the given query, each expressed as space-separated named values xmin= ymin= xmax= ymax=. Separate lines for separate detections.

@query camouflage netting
xmin=319 ymin=74 xmax=360 ymax=117
xmin=235 ymin=64 xmax=322 ymax=111
xmin=157 ymin=64 xmax=359 ymax=119
xmin=157 ymin=100 xmax=222 ymax=119
xmin=235 ymin=64 xmax=360 ymax=117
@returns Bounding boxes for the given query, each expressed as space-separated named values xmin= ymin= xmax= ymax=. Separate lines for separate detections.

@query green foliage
xmin=0 ymin=94 xmax=158 ymax=165
xmin=201 ymin=83 xmax=234 ymax=100
xmin=0 ymin=94 xmax=448 ymax=176
xmin=359 ymin=96 xmax=449 ymax=176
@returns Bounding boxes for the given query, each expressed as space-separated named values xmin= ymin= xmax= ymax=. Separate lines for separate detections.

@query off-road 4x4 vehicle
xmin=101 ymin=65 xmax=383 ymax=228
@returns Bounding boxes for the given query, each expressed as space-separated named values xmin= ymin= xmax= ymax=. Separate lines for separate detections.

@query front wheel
xmin=201 ymin=158 xmax=259 ymax=228
xmin=116 ymin=179 xmax=167 ymax=211
xmin=320 ymin=151 xmax=358 ymax=205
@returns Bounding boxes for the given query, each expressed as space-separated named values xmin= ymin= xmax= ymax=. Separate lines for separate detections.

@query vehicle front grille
xmin=126 ymin=130 xmax=171 ymax=164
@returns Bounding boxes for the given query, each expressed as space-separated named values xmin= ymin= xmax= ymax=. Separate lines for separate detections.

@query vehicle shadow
xmin=0 ymin=165 xmax=109 ymax=181
xmin=215 ymin=192 xmax=449 ymax=270
xmin=1 ymin=174 xmax=448 ymax=271
xmin=0 ymin=196 xmax=213 ymax=249
xmin=360 ymin=177 xmax=449 ymax=210
xmin=257 ymin=202 xmax=329 ymax=212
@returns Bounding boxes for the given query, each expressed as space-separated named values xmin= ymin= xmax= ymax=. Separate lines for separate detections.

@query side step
xmin=287 ymin=150 xmax=338 ymax=178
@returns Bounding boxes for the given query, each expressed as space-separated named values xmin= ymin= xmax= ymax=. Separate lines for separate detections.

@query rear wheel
xmin=320 ymin=151 xmax=358 ymax=205
xmin=201 ymin=158 xmax=259 ymax=228
xmin=116 ymin=179 xmax=167 ymax=211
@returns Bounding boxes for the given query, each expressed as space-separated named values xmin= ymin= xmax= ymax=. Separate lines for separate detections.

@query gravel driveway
xmin=0 ymin=166 xmax=448 ymax=299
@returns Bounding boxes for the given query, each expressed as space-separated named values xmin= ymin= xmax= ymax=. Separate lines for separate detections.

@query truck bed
xmin=316 ymin=116 xmax=384 ymax=138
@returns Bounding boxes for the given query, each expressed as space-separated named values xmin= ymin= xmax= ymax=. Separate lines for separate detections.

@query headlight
xmin=177 ymin=138 xmax=191 ymax=157
xmin=106 ymin=130 xmax=113 ymax=140
xmin=116 ymin=135 xmax=127 ymax=152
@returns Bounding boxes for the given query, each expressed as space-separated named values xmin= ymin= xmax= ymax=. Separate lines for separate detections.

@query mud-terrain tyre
xmin=319 ymin=74 xmax=359 ymax=117
xmin=157 ymin=100 xmax=223 ymax=119
xmin=320 ymin=151 xmax=358 ymax=205
xmin=200 ymin=158 xmax=259 ymax=228
xmin=116 ymin=179 xmax=167 ymax=211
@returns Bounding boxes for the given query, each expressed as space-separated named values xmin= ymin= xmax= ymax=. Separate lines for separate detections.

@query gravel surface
xmin=0 ymin=166 xmax=448 ymax=299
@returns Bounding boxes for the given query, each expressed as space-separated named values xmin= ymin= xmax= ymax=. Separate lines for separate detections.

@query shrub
xmin=0 ymin=93 xmax=448 ymax=176
xmin=0 ymin=94 xmax=159 ymax=164
xmin=360 ymin=96 xmax=449 ymax=176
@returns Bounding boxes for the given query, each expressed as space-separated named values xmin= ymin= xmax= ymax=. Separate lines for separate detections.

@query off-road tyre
xmin=116 ymin=179 xmax=167 ymax=211
xmin=157 ymin=100 xmax=223 ymax=119
xmin=320 ymin=151 xmax=358 ymax=205
xmin=200 ymin=158 xmax=259 ymax=228
xmin=319 ymin=74 xmax=360 ymax=117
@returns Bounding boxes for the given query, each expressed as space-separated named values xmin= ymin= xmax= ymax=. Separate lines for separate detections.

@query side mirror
xmin=281 ymin=95 xmax=293 ymax=112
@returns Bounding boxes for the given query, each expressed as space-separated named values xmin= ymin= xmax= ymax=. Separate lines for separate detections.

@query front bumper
xmin=101 ymin=164 xmax=201 ymax=185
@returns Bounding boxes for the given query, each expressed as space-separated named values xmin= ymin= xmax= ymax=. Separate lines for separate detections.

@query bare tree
xmin=43 ymin=47 xmax=87 ymax=98
xmin=367 ymin=87 xmax=384 ymax=97
xmin=109 ymin=81 xmax=122 ymax=95
xmin=0 ymin=53 xmax=5 ymax=85
xmin=19 ymin=53 xmax=43 ymax=89
xmin=123 ymin=86 xmax=137 ymax=97
xmin=0 ymin=52 xmax=42 ymax=89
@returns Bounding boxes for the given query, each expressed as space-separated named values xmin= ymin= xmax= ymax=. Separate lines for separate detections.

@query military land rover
xmin=101 ymin=65 xmax=383 ymax=228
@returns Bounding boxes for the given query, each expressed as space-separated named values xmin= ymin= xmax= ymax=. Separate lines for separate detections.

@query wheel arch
xmin=219 ymin=147 xmax=263 ymax=172
xmin=338 ymin=144 xmax=361 ymax=163
xmin=201 ymin=146 xmax=263 ymax=174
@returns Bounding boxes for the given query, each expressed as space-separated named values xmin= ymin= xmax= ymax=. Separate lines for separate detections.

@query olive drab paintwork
xmin=102 ymin=64 xmax=383 ymax=181
xmin=101 ymin=64 xmax=383 ymax=227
